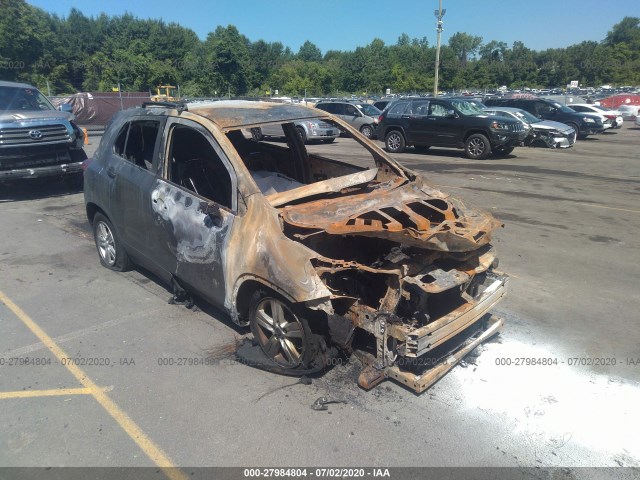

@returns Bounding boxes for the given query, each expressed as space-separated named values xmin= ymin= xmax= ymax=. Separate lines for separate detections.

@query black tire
xmin=322 ymin=138 xmax=336 ymax=144
xmin=296 ymin=126 xmax=307 ymax=144
xmin=492 ymin=145 xmax=514 ymax=157
xmin=249 ymin=291 xmax=316 ymax=369
xmin=385 ymin=130 xmax=406 ymax=153
xmin=360 ymin=124 xmax=374 ymax=139
xmin=465 ymin=133 xmax=492 ymax=160
xmin=414 ymin=145 xmax=430 ymax=152
xmin=92 ymin=212 xmax=130 ymax=271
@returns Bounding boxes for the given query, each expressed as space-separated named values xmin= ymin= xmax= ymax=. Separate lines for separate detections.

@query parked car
xmin=568 ymin=104 xmax=623 ymax=128
xmin=566 ymin=104 xmax=613 ymax=130
xmin=484 ymin=97 xmax=604 ymax=139
xmin=376 ymin=97 xmax=527 ymax=159
xmin=314 ymin=100 xmax=378 ymax=138
xmin=83 ymin=100 xmax=508 ymax=393
xmin=373 ymin=98 xmax=395 ymax=111
xmin=484 ymin=106 xmax=576 ymax=148
xmin=250 ymin=119 xmax=338 ymax=144
xmin=0 ymin=80 xmax=86 ymax=183
xmin=617 ymin=104 xmax=640 ymax=119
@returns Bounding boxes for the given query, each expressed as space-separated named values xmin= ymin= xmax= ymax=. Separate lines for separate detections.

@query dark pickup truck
xmin=0 ymin=80 xmax=86 ymax=183
xmin=376 ymin=97 xmax=527 ymax=159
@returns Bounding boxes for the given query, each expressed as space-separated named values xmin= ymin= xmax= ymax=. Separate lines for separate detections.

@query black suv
xmin=376 ymin=97 xmax=526 ymax=159
xmin=484 ymin=98 xmax=604 ymax=139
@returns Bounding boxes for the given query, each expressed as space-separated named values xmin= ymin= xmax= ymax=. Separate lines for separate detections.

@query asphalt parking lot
xmin=1 ymin=125 xmax=639 ymax=476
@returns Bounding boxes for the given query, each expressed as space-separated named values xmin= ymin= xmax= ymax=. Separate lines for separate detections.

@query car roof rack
xmin=142 ymin=101 xmax=188 ymax=114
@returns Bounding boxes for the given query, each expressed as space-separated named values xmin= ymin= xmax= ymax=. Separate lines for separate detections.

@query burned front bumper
xmin=357 ymin=272 xmax=508 ymax=392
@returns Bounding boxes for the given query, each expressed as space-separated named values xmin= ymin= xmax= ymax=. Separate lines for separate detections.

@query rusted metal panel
xmin=280 ymin=178 xmax=502 ymax=253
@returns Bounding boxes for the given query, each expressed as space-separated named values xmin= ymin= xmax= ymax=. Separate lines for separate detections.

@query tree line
xmin=1 ymin=0 xmax=638 ymax=96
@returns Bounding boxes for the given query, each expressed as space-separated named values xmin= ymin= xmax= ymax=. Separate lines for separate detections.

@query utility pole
xmin=118 ymin=80 xmax=124 ymax=110
xmin=46 ymin=80 xmax=51 ymax=96
xmin=433 ymin=0 xmax=446 ymax=97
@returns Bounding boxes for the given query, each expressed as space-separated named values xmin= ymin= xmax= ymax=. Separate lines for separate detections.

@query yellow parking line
xmin=0 ymin=289 xmax=188 ymax=480
xmin=0 ymin=387 xmax=93 ymax=399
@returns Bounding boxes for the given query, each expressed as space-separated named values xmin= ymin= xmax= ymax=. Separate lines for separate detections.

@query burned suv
xmin=84 ymin=100 xmax=508 ymax=392
xmin=376 ymin=97 xmax=526 ymax=159
xmin=0 ymin=81 xmax=86 ymax=182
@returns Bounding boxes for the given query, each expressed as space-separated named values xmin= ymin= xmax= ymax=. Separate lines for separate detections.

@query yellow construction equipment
xmin=150 ymin=85 xmax=179 ymax=102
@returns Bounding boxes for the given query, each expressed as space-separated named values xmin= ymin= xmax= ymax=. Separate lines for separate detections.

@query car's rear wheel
xmin=92 ymin=212 xmax=130 ymax=271
xmin=465 ymin=133 xmax=491 ymax=159
xmin=249 ymin=294 xmax=313 ymax=369
xmin=360 ymin=124 xmax=374 ymax=139
xmin=492 ymin=145 xmax=514 ymax=157
xmin=385 ymin=130 xmax=406 ymax=153
xmin=296 ymin=126 xmax=307 ymax=144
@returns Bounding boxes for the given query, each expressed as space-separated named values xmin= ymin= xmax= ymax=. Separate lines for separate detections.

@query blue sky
xmin=28 ymin=0 xmax=639 ymax=53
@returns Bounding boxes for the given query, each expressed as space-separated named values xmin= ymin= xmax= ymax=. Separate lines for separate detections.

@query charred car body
xmin=84 ymin=100 xmax=508 ymax=392
xmin=0 ymin=80 xmax=86 ymax=182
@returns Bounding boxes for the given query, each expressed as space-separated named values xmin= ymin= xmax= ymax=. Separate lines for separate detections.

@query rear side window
xmin=410 ymin=100 xmax=429 ymax=115
xmin=388 ymin=102 xmax=409 ymax=116
xmin=113 ymin=120 xmax=161 ymax=170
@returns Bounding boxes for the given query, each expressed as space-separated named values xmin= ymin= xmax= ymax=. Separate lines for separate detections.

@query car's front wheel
xmin=360 ymin=124 xmax=374 ymax=139
xmin=249 ymin=294 xmax=314 ymax=369
xmin=465 ymin=133 xmax=491 ymax=159
xmin=296 ymin=126 xmax=307 ymax=144
xmin=92 ymin=212 xmax=130 ymax=271
xmin=385 ymin=130 xmax=406 ymax=153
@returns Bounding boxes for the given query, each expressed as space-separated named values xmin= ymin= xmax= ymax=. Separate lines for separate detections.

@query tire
xmin=465 ymin=133 xmax=491 ymax=160
xmin=296 ymin=126 xmax=307 ymax=144
xmin=414 ymin=145 xmax=430 ymax=152
xmin=360 ymin=124 xmax=374 ymax=139
xmin=492 ymin=145 xmax=514 ymax=157
xmin=249 ymin=293 xmax=315 ymax=369
xmin=385 ymin=130 xmax=406 ymax=153
xmin=92 ymin=212 xmax=130 ymax=271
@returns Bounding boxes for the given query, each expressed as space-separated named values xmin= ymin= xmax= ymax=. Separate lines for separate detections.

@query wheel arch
xmin=86 ymin=202 xmax=108 ymax=226
xmin=463 ymin=129 xmax=490 ymax=143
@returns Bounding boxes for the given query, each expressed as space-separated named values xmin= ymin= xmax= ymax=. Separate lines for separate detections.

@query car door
xmin=425 ymin=100 xmax=462 ymax=146
xmin=107 ymin=118 xmax=164 ymax=261
xmin=403 ymin=99 xmax=430 ymax=144
xmin=342 ymin=103 xmax=364 ymax=129
xmin=149 ymin=117 xmax=237 ymax=307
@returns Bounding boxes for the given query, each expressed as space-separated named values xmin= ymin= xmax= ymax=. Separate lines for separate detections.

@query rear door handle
xmin=107 ymin=167 xmax=116 ymax=179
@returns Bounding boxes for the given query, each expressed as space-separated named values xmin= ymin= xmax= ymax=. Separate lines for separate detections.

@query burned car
xmin=484 ymin=106 xmax=576 ymax=148
xmin=83 ymin=100 xmax=508 ymax=392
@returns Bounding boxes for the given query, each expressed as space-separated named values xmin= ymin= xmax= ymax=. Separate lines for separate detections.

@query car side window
xmin=429 ymin=102 xmax=448 ymax=117
xmin=344 ymin=104 xmax=358 ymax=116
xmin=410 ymin=100 xmax=429 ymax=115
xmin=388 ymin=102 xmax=408 ymax=116
xmin=166 ymin=124 xmax=233 ymax=210
xmin=113 ymin=120 xmax=160 ymax=170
